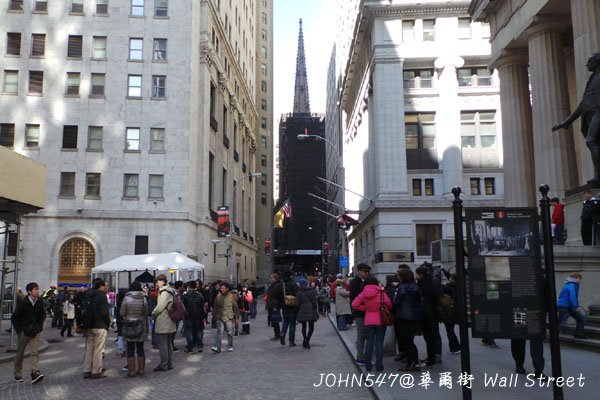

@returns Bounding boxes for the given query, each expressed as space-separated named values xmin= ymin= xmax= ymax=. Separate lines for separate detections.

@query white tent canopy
xmin=92 ymin=252 xmax=204 ymax=273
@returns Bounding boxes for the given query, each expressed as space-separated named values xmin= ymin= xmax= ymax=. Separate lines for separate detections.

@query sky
xmin=273 ymin=0 xmax=335 ymax=119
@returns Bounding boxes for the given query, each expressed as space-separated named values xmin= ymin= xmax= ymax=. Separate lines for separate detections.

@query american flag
xmin=281 ymin=199 xmax=292 ymax=219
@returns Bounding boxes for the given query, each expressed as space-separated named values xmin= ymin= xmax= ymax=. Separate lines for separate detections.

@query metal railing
xmin=2 ymin=299 xmax=13 ymax=320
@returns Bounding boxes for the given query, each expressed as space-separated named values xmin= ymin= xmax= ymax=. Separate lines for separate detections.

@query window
xmin=458 ymin=18 xmax=472 ymax=40
xmin=67 ymin=35 xmax=83 ymax=58
xmin=25 ymin=124 xmax=40 ymax=147
xmin=416 ymin=224 xmax=442 ymax=256
xmin=261 ymin=99 xmax=267 ymax=111
xmin=3 ymin=70 xmax=18 ymax=94
xmin=125 ymin=127 xmax=140 ymax=150
xmin=128 ymin=75 xmax=142 ymax=97
xmin=58 ymin=238 xmax=96 ymax=283
xmin=149 ymin=174 xmax=164 ymax=198
xmin=62 ymin=125 xmax=78 ymax=149
xmin=34 ymin=1 xmax=47 ymax=12
xmin=90 ymin=73 xmax=105 ymax=96
xmin=261 ymin=12 xmax=267 ymax=24
xmin=461 ymin=111 xmax=498 ymax=168
xmin=92 ymin=36 xmax=107 ymax=59
xmin=71 ymin=0 xmax=84 ymax=13
xmin=95 ymin=0 xmax=108 ymax=14
xmin=457 ymin=67 xmax=493 ymax=87
xmin=0 ymin=124 xmax=15 ymax=147
xmin=261 ymin=80 xmax=267 ymax=92
xmin=260 ymin=64 xmax=267 ymax=75
xmin=7 ymin=33 xmax=21 ymax=55
xmin=129 ymin=38 xmax=143 ymax=60
xmin=481 ymin=22 xmax=491 ymax=39
xmin=152 ymin=75 xmax=166 ymax=98
xmin=261 ymin=175 xmax=267 ymax=186
xmin=28 ymin=71 xmax=43 ymax=94
xmin=59 ymin=172 xmax=75 ymax=197
xmin=261 ymin=117 xmax=267 ymax=129
xmin=470 ymin=178 xmax=481 ymax=195
xmin=153 ymin=39 xmax=167 ymax=60
xmin=209 ymin=152 xmax=214 ymax=209
xmin=87 ymin=126 xmax=103 ymax=150
xmin=403 ymin=69 xmax=433 ymax=89
xmin=261 ymin=135 xmax=267 ymax=148
xmin=131 ymin=0 xmax=144 ymax=16
xmin=425 ymin=178 xmax=434 ymax=196
xmin=66 ymin=72 xmax=80 ymax=95
xmin=261 ymin=192 xmax=267 ymax=205
xmin=484 ymin=178 xmax=496 ymax=195
xmin=405 ymin=113 xmax=437 ymax=169
xmin=261 ymin=154 xmax=267 ymax=167
xmin=423 ymin=19 xmax=435 ymax=41
xmin=412 ymin=179 xmax=422 ymax=196
xmin=134 ymin=235 xmax=149 ymax=254
xmin=31 ymin=34 xmax=46 ymax=56
xmin=261 ymin=29 xmax=267 ymax=41
xmin=150 ymin=128 xmax=165 ymax=151
xmin=9 ymin=0 xmax=23 ymax=11
xmin=402 ymin=20 xmax=415 ymax=42
xmin=86 ymin=173 xmax=101 ymax=197
xmin=123 ymin=174 xmax=139 ymax=198
xmin=154 ymin=0 xmax=167 ymax=16
xmin=260 ymin=46 xmax=267 ymax=58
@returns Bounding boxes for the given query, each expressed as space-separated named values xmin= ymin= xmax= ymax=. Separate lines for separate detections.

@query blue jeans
xmin=184 ymin=319 xmax=204 ymax=351
xmin=337 ymin=314 xmax=348 ymax=330
xmin=280 ymin=309 xmax=297 ymax=342
xmin=250 ymin=300 xmax=258 ymax=319
xmin=558 ymin=307 xmax=585 ymax=336
xmin=364 ymin=325 xmax=386 ymax=372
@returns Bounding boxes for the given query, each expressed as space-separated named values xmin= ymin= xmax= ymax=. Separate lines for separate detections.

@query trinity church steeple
xmin=293 ymin=19 xmax=310 ymax=114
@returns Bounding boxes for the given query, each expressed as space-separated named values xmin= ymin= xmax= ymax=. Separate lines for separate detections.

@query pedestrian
xmin=278 ymin=270 xmax=298 ymax=347
xmin=266 ymin=273 xmax=282 ymax=340
xmin=580 ymin=190 xmax=598 ymax=245
xmin=171 ymin=280 xmax=185 ymax=351
xmin=317 ymin=284 xmax=330 ymax=316
xmin=415 ymin=264 xmax=442 ymax=367
xmin=349 ymin=263 xmax=371 ymax=366
xmin=151 ymin=274 xmax=176 ymax=372
xmin=121 ymin=281 xmax=149 ymax=377
xmin=115 ymin=288 xmax=128 ymax=356
xmin=295 ymin=279 xmax=317 ymax=349
xmin=238 ymin=284 xmax=253 ymax=335
xmin=211 ymin=282 xmax=240 ymax=353
xmin=557 ymin=273 xmax=587 ymax=339
xmin=441 ymin=274 xmax=460 ymax=354
xmin=83 ymin=279 xmax=111 ymax=379
xmin=60 ymin=292 xmax=76 ymax=337
xmin=183 ymin=280 xmax=207 ymax=353
xmin=11 ymin=282 xmax=45 ymax=384
xmin=334 ymin=279 xmax=351 ymax=330
xmin=393 ymin=268 xmax=422 ymax=371
xmin=351 ymin=274 xmax=392 ymax=373
xmin=249 ymin=280 xmax=259 ymax=319
xmin=551 ymin=197 xmax=566 ymax=245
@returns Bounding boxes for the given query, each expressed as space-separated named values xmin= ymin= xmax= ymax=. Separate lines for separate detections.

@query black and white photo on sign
xmin=469 ymin=218 xmax=534 ymax=256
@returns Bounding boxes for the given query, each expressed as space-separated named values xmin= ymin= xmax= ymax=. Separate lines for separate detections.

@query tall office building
xmin=328 ymin=0 xmax=504 ymax=276
xmin=0 ymin=0 xmax=269 ymax=288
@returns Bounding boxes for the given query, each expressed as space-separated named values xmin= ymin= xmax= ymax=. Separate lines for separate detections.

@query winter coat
xmin=151 ymin=286 xmax=176 ymax=334
xmin=296 ymin=287 xmax=318 ymax=322
xmin=351 ymin=285 xmax=392 ymax=326
xmin=121 ymin=291 xmax=149 ymax=342
xmin=62 ymin=300 xmax=75 ymax=320
xmin=11 ymin=296 xmax=45 ymax=337
xmin=349 ymin=276 xmax=365 ymax=318
xmin=90 ymin=289 xmax=110 ymax=330
xmin=335 ymin=286 xmax=351 ymax=316
xmin=557 ymin=278 xmax=580 ymax=309
xmin=552 ymin=203 xmax=565 ymax=225
xmin=274 ymin=279 xmax=298 ymax=310
xmin=213 ymin=292 xmax=240 ymax=322
xmin=266 ymin=282 xmax=281 ymax=309
xmin=418 ymin=278 xmax=441 ymax=324
xmin=393 ymin=283 xmax=422 ymax=321
xmin=237 ymin=290 xmax=253 ymax=313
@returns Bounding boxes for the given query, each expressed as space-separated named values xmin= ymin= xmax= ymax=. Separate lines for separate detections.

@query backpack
xmin=75 ymin=291 xmax=96 ymax=329
xmin=436 ymin=293 xmax=455 ymax=323
xmin=168 ymin=291 xmax=187 ymax=322
xmin=186 ymin=292 xmax=206 ymax=320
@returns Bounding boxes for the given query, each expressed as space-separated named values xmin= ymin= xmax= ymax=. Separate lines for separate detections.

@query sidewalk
xmin=328 ymin=307 xmax=600 ymax=400
xmin=0 ymin=328 xmax=49 ymax=365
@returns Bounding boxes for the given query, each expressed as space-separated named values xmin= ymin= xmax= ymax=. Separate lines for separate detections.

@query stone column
xmin=527 ymin=21 xmax=578 ymax=197
xmin=494 ymin=50 xmax=536 ymax=206
xmin=570 ymin=0 xmax=600 ymax=183
xmin=435 ymin=56 xmax=464 ymax=196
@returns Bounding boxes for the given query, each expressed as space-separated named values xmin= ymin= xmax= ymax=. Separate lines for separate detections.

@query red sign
xmin=264 ymin=238 xmax=271 ymax=254
xmin=217 ymin=206 xmax=230 ymax=237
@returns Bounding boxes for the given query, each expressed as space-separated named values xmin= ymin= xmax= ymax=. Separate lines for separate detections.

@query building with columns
xmin=327 ymin=0 xmax=505 ymax=276
xmin=0 ymin=0 xmax=272 ymax=289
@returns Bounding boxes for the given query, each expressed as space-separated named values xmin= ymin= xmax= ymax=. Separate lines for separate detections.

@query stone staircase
xmin=559 ymin=304 xmax=600 ymax=352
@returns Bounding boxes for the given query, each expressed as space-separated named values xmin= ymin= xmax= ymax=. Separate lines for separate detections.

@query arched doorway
xmin=58 ymin=238 xmax=96 ymax=287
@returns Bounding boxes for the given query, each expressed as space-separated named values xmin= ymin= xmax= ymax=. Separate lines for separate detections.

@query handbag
xmin=122 ymin=316 xmax=144 ymax=339
xmin=283 ymin=282 xmax=296 ymax=307
xmin=379 ymin=292 xmax=394 ymax=326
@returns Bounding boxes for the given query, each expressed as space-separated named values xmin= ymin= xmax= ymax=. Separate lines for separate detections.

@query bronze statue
xmin=552 ymin=53 xmax=600 ymax=183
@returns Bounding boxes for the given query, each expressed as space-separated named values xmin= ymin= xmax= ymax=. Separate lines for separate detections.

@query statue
xmin=552 ymin=53 xmax=600 ymax=183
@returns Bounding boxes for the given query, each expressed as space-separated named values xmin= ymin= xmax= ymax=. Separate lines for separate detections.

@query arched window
xmin=58 ymin=238 xmax=95 ymax=285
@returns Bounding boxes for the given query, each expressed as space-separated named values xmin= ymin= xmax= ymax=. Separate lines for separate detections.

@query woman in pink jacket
xmin=351 ymin=274 xmax=392 ymax=373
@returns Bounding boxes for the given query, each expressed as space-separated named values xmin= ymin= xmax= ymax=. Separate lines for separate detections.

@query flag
xmin=281 ymin=199 xmax=292 ymax=219
xmin=273 ymin=209 xmax=285 ymax=228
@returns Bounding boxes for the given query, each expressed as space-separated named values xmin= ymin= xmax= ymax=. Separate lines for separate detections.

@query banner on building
xmin=217 ymin=206 xmax=230 ymax=237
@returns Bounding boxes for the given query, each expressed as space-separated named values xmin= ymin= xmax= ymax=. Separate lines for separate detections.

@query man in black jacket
xmin=266 ymin=273 xmax=282 ymax=340
xmin=11 ymin=282 xmax=45 ymax=384
xmin=276 ymin=271 xmax=298 ymax=346
xmin=349 ymin=263 xmax=371 ymax=365
xmin=83 ymin=279 xmax=110 ymax=379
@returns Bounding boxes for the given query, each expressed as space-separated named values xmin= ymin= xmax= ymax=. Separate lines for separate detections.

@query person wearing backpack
xmin=441 ymin=273 xmax=460 ymax=354
xmin=121 ymin=281 xmax=149 ymax=377
xmin=82 ymin=279 xmax=110 ymax=379
xmin=183 ymin=281 xmax=206 ymax=354
xmin=151 ymin=274 xmax=176 ymax=372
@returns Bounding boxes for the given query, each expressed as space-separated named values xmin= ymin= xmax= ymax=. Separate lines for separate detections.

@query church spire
xmin=293 ymin=19 xmax=310 ymax=114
